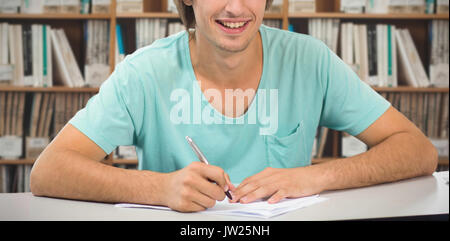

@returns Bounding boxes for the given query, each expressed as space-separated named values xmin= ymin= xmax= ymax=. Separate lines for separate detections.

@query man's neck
xmin=189 ymin=30 xmax=263 ymax=89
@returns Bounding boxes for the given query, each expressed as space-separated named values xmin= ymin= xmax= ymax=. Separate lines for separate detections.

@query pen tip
xmin=185 ymin=136 xmax=191 ymax=142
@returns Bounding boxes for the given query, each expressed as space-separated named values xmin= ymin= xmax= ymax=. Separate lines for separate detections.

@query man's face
xmin=189 ymin=0 xmax=266 ymax=53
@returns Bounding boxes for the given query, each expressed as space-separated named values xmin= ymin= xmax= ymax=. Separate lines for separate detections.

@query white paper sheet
xmin=116 ymin=195 xmax=327 ymax=219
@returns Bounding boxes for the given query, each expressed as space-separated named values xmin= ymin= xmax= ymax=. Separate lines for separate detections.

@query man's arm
xmin=30 ymin=124 xmax=166 ymax=206
xmin=30 ymin=124 xmax=232 ymax=212
xmin=231 ymin=106 xmax=438 ymax=204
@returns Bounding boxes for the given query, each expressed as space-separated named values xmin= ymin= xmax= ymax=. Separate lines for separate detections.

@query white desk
xmin=0 ymin=173 xmax=448 ymax=221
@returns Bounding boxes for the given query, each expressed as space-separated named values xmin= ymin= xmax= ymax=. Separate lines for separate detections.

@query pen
xmin=185 ymin=136 xmax=233 ymax=200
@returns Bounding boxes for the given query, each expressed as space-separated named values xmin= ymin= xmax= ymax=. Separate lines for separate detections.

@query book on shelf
xmin=366 ymin=0 xmax=390 ymax=13
xmin=135 ymin=18 xmax=168 ymax=49
xmin=115 ymin=24 xmax=125 ymax=65
xmin=429 ymin=20 xmax=449 ymax=87
xmin=289 ymin=0 xmax=316 ymax=13
xmin=396 ymin=28 xmax=430 ymax=87
xmin=167 ymin=0 xmax=178 ymax=13
xmin=51 ymin=28 xmax=85 ymax=87
xmin=308 ymin=18 xmax=340 ymax=53
xmin=384 ymin=91 xmax=449 ymax=157
xmin=0 ymin=91 xmax=95 ymax=193
xmin=335 ymin=0 xmax=443 ymax=14
xmin=0 ymin=0 xmax=21 ymax=14
xmin=266 ymin=0 xmax=283 ymax=13
xmin=311 ymin=126 xmax=329 ymax=159
xmin=116 ymin=0 xmax=143 ymax=13
xmin=0 ymin=23 xmax=53 ymax=87
xmin=84 ymin=20 xmax=110 ymax=87
xmin=262 ymin=19 xmax=282 ymax=29
xmin=168 ymin=21 xmax=185 ymax=36
xmin=341 ymin=132 xmax=367 ymax=158
xmin=92 ymin=0 xmax=110 ymax=14
xmin=437 ymin=0 xmax=450 ymax=13
xmin=116 ymin=146 xmax=138 ymax=160
xmin=340 ymin=22 xmax=398 ymax=87
xmin=0 ymin=92 xmax=25 ymax=160
xmin=340 ymin=0 xmax=366 ymax=13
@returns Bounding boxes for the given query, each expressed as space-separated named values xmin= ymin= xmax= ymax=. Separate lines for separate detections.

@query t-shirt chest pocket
xmin=263 ymin=121 xmax=309 ymax=168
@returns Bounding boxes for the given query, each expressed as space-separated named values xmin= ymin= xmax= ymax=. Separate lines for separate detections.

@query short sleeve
xmin=318 ymin=43 xmax=391 ymax=136
xmin=69 ymin=61 xmax=145 ymax=154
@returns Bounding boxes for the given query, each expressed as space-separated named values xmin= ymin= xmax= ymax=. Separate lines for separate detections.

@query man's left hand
xmin=230 ymin=166 xmax=324 ymax=204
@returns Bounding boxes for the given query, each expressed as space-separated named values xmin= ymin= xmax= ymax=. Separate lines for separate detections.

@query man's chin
xmin=216 ymin=41 xmax=252 ymax=53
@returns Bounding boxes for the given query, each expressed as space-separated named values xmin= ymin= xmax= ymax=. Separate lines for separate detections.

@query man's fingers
xmin=225 ymin=173 xmax=235 ymax=192
xmin=195 ymin=177 xmax=226 ymax=201
xmin=230 ymin=181 xmax=261 ymax=203
xmin=195 ymin=162 xmax=230 ymax=192
xmin=178 ymin=187 xmax=216 ymax=212
xmin=268 ymin=190 xmax=287 ymax=204
xmin=239 ymin=185 xmax=277 ymax=204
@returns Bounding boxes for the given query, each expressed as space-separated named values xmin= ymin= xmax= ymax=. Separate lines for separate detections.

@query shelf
xmin=116 ymin=12 xmax=180 ymax=19
xmin=0 ymin=86 xmax=99 ymax=93
xmin=3 ymin=86 xmax=447 ymax=93
xmin=0 ymin=13 xmax=111 ymax=20
xmin=0 ymin=159 xmax=35 ymax=165
xmin=373 ymin=87 xmax=450 ymax=93
xmin=288 ymin=13 xmax=449 ymax=20
xmin=116 ymin=12 xmax=284 ymax=20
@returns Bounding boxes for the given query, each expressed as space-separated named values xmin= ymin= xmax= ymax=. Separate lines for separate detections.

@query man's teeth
xmin=220 ymin=21 xmax=246 ymax=29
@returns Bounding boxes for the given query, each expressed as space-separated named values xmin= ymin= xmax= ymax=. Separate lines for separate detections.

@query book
xmin=407 ymin=0 xmax=426 ymax=13
xmin=0 ymin=0 xmax=21 ymax=13
xmin=116 ymin=0 xmax=143 ymax=13
xmin=340 ymin=0 xmax=365 ymax=13
xmin=135 ymin=18 xmax=168 ymax=49
xmin=429 ymin=20 xmax=449 ymax=87
xmin=389 ymin=0 xmax=409 ymax=13
xmin=309 ymin=19 xmax=340 ymax=53
xmin=366 ymin=0 xmax=390 ymax=13
xmin=85 ymin=20 xmax=110 ymax=87
xmin=21 ymin=0 xmax=44 ymax=14
xmin=396 ymin=28 xmax=430 ymax=87
xmin=52 ymin=28 xmax=85 ymax=87
xmin=267 ymin=0 xmax=283 ymax=13
xmin=61 ymin=0 xmax=81 ymax=14
xmin=289 ymin=0 xmax=316 ymax=13
xmin=43 ymin=0 xmax=61 ymax=13
xmin=92 ymin=0 xmax=110 ymax=14
xmin=436 ymin=0 xmax=449 ymax=13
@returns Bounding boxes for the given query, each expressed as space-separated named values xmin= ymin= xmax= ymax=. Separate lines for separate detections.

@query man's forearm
xmin=30 ymin=148 xmax=165 ymax=206
xmin=315 ymin=131 xmax=438 ymax=192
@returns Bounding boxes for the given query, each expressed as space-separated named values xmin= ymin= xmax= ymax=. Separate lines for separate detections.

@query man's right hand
xmin=160 ymin=162 xmax=234 ymax=212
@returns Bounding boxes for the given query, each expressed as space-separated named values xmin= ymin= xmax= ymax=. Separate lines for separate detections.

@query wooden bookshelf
xmin=373 ymin=87 xmax=450 ymax=93
xmin=288 ymin=13 xmax=449 ymax=20
xmin=0 ymin=86 xmax=99 ymax=93
xmin=0 ymin=0 xmax=449 ymax=176
xmin=0 ymin=13 xmax=111 ymax=20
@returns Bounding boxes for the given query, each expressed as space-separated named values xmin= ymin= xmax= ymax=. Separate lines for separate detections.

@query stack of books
xmin=0 ymin=0 xmax=111 ymax=14
xmin=341 ymin=0 xmax=448 ymax=14
xmin=0 ymin=23 xmax=53 ymax=87
xmin=84 ymin=20 xmax=110 ymax=87
xmin=289 ymin=0 xmax=316 ymax=13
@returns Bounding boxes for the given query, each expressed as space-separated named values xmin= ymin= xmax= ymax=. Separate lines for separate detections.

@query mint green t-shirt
xmin=69 ymin=25 xmax=390 ymax=183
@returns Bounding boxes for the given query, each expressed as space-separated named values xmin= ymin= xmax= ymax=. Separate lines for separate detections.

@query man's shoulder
xmin=124 ymin=31 xmax=187 ymax=67
xmin=261 ymin=25 xmax=328 ymax=55
xmin=261 ymin=25 xmax=320 ymax=43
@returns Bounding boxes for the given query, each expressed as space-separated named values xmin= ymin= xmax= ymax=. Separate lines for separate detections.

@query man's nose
xmin=224 ymin=0 xmax=246 ymax=17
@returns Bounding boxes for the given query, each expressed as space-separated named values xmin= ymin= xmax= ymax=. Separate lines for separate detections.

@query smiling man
xmin=30 ymin=0 xmax=438 ymax=212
